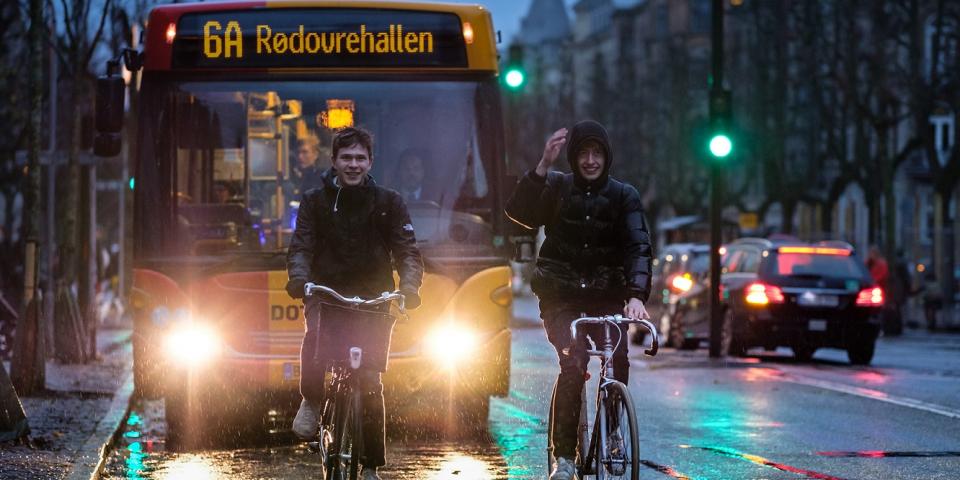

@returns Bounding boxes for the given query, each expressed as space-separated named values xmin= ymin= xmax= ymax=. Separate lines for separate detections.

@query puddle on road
xmin=104 ymin=399 xmax=517 ymax=479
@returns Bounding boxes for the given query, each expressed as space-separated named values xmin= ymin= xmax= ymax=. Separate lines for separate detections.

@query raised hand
xmin=535 ymin=128 xmax=568 ymax=176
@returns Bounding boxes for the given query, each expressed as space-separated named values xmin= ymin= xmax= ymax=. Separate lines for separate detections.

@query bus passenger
xmin=286 ymin=127 xmax=424 ymax=480
xmin=505 ymin=121 xmax=653 ymax=480
xmin=294 ymin=132 xmax=324 ymax=194
xmin=395 ymin=148 xmax=431 ymax=203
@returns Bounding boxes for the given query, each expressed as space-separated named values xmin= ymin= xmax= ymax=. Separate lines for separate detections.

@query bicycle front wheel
xmin=598 ymin=380 xmax=640 ymax=480
xmin=328 ymin=390 xmax=362 ymax=480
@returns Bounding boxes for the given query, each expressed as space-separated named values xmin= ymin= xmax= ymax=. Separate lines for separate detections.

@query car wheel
xmin=720 ymin=308 xmax=745 ymax=357
xmin=791 ymin=344 xmax=816 ymax=362
xmin=847 ymin=330 xmax=877 ymax=365
xmin=669 ymin=314 xmax=688 ymax=349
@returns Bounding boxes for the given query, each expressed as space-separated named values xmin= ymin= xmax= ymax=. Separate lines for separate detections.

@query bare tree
xmin=48 ymin=0 xmax=113 ymax=363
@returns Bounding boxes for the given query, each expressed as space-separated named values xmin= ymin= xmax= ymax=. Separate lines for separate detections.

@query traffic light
xmin=708 ymin=88 xmax=733 ymax=160
xmin=504 ymin=44 xmax=525 ymax=91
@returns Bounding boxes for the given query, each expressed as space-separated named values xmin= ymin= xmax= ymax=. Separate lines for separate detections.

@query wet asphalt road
xmin=105 ymin=299 xmax=960 ymax=479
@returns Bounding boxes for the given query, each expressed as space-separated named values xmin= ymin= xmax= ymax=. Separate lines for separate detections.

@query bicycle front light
xmin=424 ymin=325 xmax=478 ymax=367
xmin=164 ymin=323 xmax=222 ymax=367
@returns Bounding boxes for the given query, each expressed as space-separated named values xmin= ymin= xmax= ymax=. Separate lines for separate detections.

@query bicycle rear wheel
xmin=597 ymin=380 xmax=639 ymax=480
xmin=548 ymin=380 xmax=593 ymax=477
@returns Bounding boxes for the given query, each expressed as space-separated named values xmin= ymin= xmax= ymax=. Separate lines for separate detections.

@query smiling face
xmin=576 ymin=139 xmax=606 ymax=181
xmin=333 ymin=143 xmax=372 ymax=186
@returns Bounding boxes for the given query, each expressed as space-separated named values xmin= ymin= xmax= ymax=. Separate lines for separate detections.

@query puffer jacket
xmin=287 ymin=168 xmax=423 ymax=300
xmin=505 ymin=120 xmax=653 ymax=303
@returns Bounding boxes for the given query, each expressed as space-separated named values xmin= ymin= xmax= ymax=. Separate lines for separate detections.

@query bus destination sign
xmin=172 ymin=9 xmax=469 ymax=69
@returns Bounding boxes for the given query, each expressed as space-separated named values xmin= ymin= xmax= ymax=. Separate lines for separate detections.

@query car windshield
xmin=773 ymin=253 xmax=866 ymax=278
xmin=688 ymin=252 xmax=709 ymax=274
xmin=136 ymin=79 xmax=498 ymax=257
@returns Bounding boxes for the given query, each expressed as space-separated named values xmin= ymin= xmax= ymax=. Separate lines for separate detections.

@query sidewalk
xmin=0 ymin=328 xmax=132 ymax=480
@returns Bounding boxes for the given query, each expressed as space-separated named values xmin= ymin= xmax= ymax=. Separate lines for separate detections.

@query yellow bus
xmin=108 ymin=1 xmax=513 ymax=444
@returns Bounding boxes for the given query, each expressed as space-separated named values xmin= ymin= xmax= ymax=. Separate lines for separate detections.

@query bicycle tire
xmin=548 ymin=379 xmax=594 ymax=477
xmin=546 ymin=380 xmax=557 ymax=477
xmin=329 ymin=388 xmax=358 ymax=480
xmin=599 ymin=380 xmax=640 ymax=480
xmin=349 ymin=391 xmax=362 ymax=479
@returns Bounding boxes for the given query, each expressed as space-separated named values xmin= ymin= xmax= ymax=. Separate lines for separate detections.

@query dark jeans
xmin=300 ymin=299 xmax=386 ymax=468
xmin=542 ymin=299 xmax=629 ymax=460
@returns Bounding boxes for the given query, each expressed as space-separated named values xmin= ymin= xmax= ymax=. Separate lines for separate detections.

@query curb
xmin=65 ymin=371 xmax=135 ymax=480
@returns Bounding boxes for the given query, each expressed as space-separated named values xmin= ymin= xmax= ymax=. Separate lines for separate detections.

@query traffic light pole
xmin=708 ymin=0 xmax=725 ymax=358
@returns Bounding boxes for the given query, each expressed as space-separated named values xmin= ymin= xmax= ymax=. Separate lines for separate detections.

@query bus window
xmin=142 ymin=80 xmax=499 ymax=258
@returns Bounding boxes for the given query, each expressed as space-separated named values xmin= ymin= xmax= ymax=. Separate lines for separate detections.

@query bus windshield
xmin=136 ymin=79 xmax=500 ymax=259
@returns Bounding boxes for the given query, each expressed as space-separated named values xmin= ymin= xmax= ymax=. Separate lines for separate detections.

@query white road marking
xmin=773 ymin=367 xmax=960 ymax=420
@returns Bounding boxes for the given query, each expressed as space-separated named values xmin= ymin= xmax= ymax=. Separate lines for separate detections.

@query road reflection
xmin=107 ymin=400 xmax=514 ymax=479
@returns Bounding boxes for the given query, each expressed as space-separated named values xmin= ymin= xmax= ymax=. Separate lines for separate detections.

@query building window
xmin=690 ymin=0 xmax=710 ymax=34
xmin=656 ymin=4 xmax=669 ymax=38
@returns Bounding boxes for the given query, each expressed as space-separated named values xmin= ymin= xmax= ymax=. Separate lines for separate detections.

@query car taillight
xmin=669 ymin=273 xmax=694 ymax=293
xmin=745 ymin=283 xmax=785 ymax=305
xmin=856 ymin=287 xmax=884 ymax=306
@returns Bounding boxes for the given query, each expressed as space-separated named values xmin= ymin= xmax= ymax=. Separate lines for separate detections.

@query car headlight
xmin=164 ymin=323 xmax=221 ymax=366
xmin=424 ymin=325 xmax=478 ymax=367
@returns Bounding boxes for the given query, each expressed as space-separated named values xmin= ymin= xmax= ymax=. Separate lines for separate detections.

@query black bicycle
xmin=304 ymin=283 xmax=405 ymax=480
xmin=547 ymin=314 xmax=659 ymax=480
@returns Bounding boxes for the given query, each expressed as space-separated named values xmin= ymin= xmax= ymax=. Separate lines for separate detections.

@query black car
xmin=721 ymin=239 xmax=884 ymax=364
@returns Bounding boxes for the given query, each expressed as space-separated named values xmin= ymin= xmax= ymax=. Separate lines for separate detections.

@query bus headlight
xmin=425 ymin=325 xmax=478 ymax=367
xmin=164 ymin=323 xmax=222 ymax=366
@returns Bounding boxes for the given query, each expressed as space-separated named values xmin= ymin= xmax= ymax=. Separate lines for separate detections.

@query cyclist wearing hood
xmin=506 ymin=120 xmax=653 ymax=480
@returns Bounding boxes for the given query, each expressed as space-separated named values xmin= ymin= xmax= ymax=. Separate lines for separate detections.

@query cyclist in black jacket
xmin=287 ymin=127 xmax=423 ymax=480
xmin=506 ymin=120 xmax=653 ymax=480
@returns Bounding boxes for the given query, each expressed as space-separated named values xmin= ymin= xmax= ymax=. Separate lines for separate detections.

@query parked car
xmin=633 ymin=243 xmax=710 ymax=346
xmin=720 ymin=239 xmax=884 ymax=364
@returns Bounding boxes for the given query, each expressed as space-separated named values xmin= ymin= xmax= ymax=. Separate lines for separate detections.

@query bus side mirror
xmin=94 ymin=133 xmax=122 ymax=157
xmin=96 ymin=74 xmax=125 ymax=134
xmin=94 ymin=63 xmax=125 ymax=158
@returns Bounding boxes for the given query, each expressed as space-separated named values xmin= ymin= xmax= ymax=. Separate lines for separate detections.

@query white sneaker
xmin=292 ymin=399 xmax=319 ymax=439
xmin=550 ymin=457 xmax=578 ymax=480
xmin=361 ymin=466 xmax=382 ymax=480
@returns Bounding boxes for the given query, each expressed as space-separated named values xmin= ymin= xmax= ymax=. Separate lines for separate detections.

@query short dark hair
xmin=331 ymin=127 xmax=373 ymax=159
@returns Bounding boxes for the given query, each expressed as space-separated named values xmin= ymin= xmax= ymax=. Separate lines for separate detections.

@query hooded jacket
xmin=286 ymin=167 xmax=423 ymax=301
xmin=505 ymin=121 xmax=653 ymax=303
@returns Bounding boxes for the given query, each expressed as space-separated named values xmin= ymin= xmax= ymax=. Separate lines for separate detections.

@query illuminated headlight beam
xmin=164 ymin=324 xmax=222 ymax=366
xmin=424 ymin=325 xmax=478 ymax=368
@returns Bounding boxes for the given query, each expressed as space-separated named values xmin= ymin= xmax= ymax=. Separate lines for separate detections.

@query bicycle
xmin=303 ymin=283 xmax=406 ymax=480
xmin=547 ymin=314 xmax=659 ymax=480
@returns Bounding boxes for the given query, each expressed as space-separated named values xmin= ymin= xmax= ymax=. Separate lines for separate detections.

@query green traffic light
xmin=505 ymin=69 xmax=525 ymax=89
xmin=709 ymin=134 xmax=732 ymax=158
xmin=129 ymin=177 xmax=135 ymax=190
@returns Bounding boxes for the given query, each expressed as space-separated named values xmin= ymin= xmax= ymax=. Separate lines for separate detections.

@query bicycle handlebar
xmin=569 ymin=315 xmax=659 ymax=356
xmin=304 ymin=283 xmax=406 ymax=312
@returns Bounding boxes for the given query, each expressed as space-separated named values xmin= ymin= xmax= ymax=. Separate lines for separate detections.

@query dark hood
xmin=566 ymin=120 xmax=613 ymax=189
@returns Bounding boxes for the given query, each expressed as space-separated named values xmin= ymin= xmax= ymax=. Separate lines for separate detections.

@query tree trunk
xmin=54 ymin=71 xmax=89 ymax=364
xmin=11 ymin=0 xmax=46 ymax=395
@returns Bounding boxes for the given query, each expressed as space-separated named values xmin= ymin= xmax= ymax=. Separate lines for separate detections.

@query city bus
xmin=111 ymin=1 xmax=513 ymax=445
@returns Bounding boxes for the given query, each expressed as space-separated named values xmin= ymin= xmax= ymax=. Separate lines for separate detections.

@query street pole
xmin=708 ymin=0 xmax=725 ymax=358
